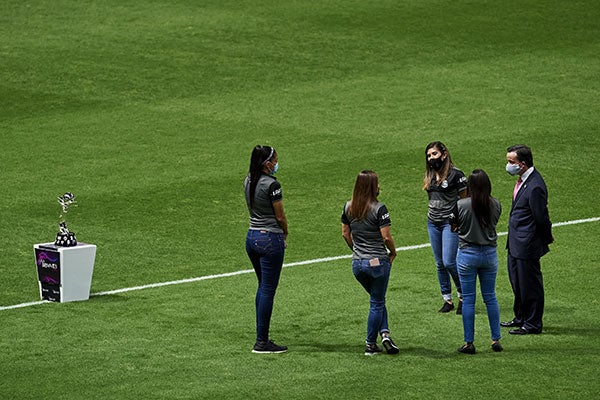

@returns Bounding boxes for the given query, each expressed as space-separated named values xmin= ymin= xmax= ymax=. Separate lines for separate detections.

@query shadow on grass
xmin=294 ymin=342 xmax=453 ymax=358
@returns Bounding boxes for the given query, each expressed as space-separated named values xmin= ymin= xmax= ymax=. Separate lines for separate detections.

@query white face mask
xmin=506 ymin=162 xmax=521 ymax=176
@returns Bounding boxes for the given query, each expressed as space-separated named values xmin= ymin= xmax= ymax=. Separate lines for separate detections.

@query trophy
xmin=54 ymin=192 xmax=78 ymax=247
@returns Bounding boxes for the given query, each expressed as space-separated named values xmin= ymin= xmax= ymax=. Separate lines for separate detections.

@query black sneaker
xmin=364 ymin=343 xmax=383 ymax=356
xmin=252 ymin=340 xmax=288 ymax=354
xmin=456 ymin=300 xmax=463 ymax=315
xmin=439 ymin=302 xmax=454 ymax=313
xmin=491 ymin=341 xmax=503 ymax=352
xmin=457 ymin=343 xmax=476 ymax=354
xmin=382 ymin=336 xmax=400 ymax=355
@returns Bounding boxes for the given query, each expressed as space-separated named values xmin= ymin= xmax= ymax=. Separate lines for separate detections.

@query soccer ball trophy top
xmin=54 ymin=192 xmax=78 ymax=247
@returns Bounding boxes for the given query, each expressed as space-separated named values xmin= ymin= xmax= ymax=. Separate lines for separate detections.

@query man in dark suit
xmin=502 ymin=145 xmax=553 ymax=335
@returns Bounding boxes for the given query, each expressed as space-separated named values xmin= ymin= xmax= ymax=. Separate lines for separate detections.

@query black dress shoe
xmin=509 ymin=327 xmax=541 ymax=335
xmin=500 ymin=320 xmax=522 ymax=328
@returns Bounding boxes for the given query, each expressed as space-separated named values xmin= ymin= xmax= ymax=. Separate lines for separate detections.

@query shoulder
xmin=450 ymin=167 xmax=468 ymax=186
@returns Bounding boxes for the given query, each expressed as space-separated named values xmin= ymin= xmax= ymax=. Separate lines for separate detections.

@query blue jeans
xmin=457 ymin=245 xmax=501 ymax=343
xmin=352 ymin=258 xmax=391 ymax=344
xmin=427 ymin=220 xmax=462 ymax=301
xmin=246 ymin=230 xmax=286 ymax=342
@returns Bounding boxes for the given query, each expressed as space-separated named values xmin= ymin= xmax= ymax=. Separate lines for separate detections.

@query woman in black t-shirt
xmin=422 ymin=141 xmax=467 ymax=314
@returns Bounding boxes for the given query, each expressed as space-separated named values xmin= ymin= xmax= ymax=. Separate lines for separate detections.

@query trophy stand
xmin=34 ymin=193 xmax=97 ymax=303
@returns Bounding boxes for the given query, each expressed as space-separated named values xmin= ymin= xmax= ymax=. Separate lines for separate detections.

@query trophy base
xmin=55 ymin=232 xmax=77 ymax=247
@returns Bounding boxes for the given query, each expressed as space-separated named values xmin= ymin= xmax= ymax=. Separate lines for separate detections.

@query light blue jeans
xmin=427 ymin=220 xmax=462 ymax=301
xmin=352 ymin=258 xmax=391 ymax=344
xmin=457 ymin=245 xmax=501 ymax=343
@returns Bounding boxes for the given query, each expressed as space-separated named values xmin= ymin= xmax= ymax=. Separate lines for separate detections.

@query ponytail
xmin=248 ymin=145 xmax=275 ymax=207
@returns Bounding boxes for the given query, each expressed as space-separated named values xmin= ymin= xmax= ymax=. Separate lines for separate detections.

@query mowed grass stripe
xmin=2 ymin=216 xmax=598 ymax=312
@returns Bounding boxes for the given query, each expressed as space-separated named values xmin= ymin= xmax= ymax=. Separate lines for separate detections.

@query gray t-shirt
xmin=341 ymin=201 xmax=391 ymax=259
xmin=244 ymin=173 xmax=284 ymax=233
xmin=456 ymin=197 xmax=502 ymax=248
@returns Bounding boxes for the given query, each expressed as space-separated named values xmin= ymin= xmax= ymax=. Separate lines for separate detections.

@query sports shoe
xmin=456 ymin=300 xmax=463 ymax=315
xmin=381 ymin=336 xmax=400 ymax=355
xmin=491 ymin=341 xmax=503 ymax=352
xmin=439 ymin=302 xmax=454 ymax=313
xmin=364 ymin=343 xmax=383 ymax=356
xmin=457 ymin=343 xmax=476 ymax=354
xmin=252 ymin=340 xmax=288 ymax=354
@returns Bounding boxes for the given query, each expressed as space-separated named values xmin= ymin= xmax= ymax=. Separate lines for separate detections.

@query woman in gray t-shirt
xmin=244 ymin=145 xmax=289 ymax=354
xmin=454 ymin=169 xmax=503 ymax=354
xmin=341 ymin=170 xmax=400 ymax=356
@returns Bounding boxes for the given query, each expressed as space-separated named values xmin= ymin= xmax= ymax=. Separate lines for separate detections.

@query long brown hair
xmin=347 ymin=170 xmax=379 ymax=220
xmin=248 ymin=145 xmax=275 ymax=208
xmin=422 ymin=141 xmax=454 ymax=190
xmin=468 ymin=169 xmax=493 ymax=228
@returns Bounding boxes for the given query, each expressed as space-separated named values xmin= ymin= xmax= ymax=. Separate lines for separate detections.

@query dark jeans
xmin=352 ymin=258 xmax=391 ymax=344
xmin=246 ymin=229 xmax=286 ymax=342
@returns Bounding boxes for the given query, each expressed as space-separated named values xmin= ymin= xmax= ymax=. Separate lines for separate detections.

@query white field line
xmin=2 ymin=216 xmax=599 ymax=311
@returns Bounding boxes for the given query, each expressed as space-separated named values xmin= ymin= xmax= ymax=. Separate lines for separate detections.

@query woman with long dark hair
xmin=244 ymin=145 xmax=288 ymax=353
xmin=454 ymin=169 xmax=503 ymax=354
xmin=423 ymin=141 xmax=467 ymax=314
xmin=342 ymin=170 xmax=400 ymax=355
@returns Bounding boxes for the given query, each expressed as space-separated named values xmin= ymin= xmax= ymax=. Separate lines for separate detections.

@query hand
xmin=389 ymin=252 xmax=397 ymax=263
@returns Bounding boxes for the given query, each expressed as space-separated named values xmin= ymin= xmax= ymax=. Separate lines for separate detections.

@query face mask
xmin=505 ymin=162 xmax=521 ymax=176
xmin=428 ymin=157 xmax=444 ymax=171
xmin=270 ymin=162 xmax=279 ymax=175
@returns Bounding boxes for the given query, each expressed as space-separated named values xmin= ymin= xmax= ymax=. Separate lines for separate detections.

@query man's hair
xmin=507 ymin=144 xmax=533 ymax=167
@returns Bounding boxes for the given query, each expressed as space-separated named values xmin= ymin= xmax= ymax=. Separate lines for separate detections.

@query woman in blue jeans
xmin=423 ymin=142 xmax=467 ymax=314
xmin=244 ymin=145 xmax=289 ymax=354
xmin=454 ymin=169 xmax=503 ymax=354
xmin=342 ymin=170 xmax=400 ymax=355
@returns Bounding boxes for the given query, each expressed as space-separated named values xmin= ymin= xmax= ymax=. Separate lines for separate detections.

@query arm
xmin=272 ymin=200 xmax=288 ymax=241
xmin=380 ymin=225 xmax=397 ymax=263
xmin=342 ymin=223 xmax=353 ymax=250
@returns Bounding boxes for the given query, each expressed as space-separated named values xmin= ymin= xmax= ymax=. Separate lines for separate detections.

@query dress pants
xmin=507 ymin=254 xmax=544 ymax=332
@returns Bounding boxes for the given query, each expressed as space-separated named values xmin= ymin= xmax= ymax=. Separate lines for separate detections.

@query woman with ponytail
xmin=244 ymin=145 xmax=289 ymax=354
xmin=454 ymin=169 xmax=503 ymax=354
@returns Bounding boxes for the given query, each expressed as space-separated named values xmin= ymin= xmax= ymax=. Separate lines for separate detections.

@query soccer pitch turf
xmin=1 ymin=1 xmax=599 ymax=399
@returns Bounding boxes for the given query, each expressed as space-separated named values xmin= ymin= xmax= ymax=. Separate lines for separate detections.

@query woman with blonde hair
xmin=342 ymin=170 xmax=400 ymax=355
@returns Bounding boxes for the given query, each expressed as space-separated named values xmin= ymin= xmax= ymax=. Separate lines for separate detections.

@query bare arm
xmin=380 ymin=225 xmax=397 ymax=263
xmin=341 ymin=223 xmax=353 ymax=250
xmin=272 ymin=200 xmax=288 ymax=241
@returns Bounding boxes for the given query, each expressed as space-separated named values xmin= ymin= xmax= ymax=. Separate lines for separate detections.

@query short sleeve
xmin=454 ymin=169 xmax=468 ymax=192
xmin=377 ymin=204 xmax=391 ymax=227
xmin=268 ymin=180 xmax=283 ymax=202
xmin=341 ymin=203 xmax=350 ymax=224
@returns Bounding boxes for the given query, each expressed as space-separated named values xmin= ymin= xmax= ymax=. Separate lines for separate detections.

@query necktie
xmin=513 ymin=177 xmax=523 ymax=200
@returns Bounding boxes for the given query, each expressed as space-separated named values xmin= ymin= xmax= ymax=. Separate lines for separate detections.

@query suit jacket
xmin=507 ymin=168 xmax=553 ymax=259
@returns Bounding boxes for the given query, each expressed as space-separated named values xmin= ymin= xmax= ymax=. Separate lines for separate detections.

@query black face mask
xmin=428 ymin=157 xmax=444 ymax=171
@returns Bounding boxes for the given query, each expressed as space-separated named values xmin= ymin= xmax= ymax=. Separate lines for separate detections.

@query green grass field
xmin=1 ymin=1 xmax=599 ymax=399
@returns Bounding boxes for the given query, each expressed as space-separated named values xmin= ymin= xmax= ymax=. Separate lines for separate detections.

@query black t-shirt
xmin=426 ymin=167 xmax=467 ymax=224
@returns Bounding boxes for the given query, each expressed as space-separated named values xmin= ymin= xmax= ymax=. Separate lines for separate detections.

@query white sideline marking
xmin=1 ymin=216 xmax=599 ymax=311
